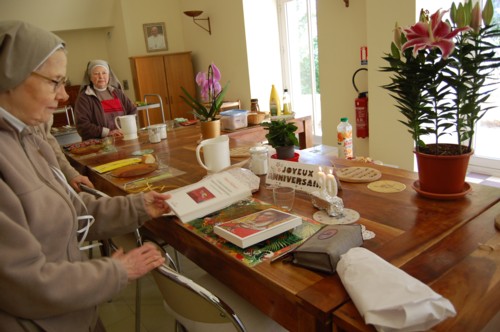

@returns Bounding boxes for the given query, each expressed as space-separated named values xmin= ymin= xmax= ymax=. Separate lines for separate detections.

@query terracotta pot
xmin=414 ymin=144 xmax=473 ymax=195
xmin=200 ymin=120 xmax=221 ymax=140
xmin=275 ymin=145 xmax=295 ymax=160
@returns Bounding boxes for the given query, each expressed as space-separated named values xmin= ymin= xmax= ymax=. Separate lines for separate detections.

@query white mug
xmin=114 ymin=115 xmax=138 ymax=140
xmin=196 ymin=135 xmax=231 ymax=173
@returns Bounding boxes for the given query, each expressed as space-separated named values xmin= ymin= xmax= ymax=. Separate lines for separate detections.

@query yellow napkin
xmin=93 ymin=158 xmax=142 ymax=173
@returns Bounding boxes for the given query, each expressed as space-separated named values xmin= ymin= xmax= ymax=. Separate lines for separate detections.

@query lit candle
xmin=317 ymin=166 xmax=326 ymax=193
xmin=326 ymin=168 xmax=338 ymax=197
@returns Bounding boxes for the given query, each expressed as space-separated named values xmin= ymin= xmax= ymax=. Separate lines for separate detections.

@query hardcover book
xmin=214 ymin=208 xmax=303 ymax=248
xmin=165 ymin=171 xmax=252 ymax=223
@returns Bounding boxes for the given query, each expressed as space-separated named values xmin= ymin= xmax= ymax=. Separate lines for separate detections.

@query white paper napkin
xmin=337 ymin=247 xmax=456 ymax=332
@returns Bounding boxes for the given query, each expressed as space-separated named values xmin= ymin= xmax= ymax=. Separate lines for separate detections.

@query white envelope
xmin=337 ymin=247 xmax=456 ymax=332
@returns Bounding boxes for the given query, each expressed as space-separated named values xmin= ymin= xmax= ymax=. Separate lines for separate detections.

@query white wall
xmin=317 ymin=0 xmax=369 ymax=158
xmin=366 ymin=0 xmax=416 ymax=170
xmin=180 ymin=0 xmax=252 ymax=109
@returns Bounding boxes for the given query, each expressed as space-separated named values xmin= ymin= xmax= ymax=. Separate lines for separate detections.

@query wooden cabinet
xmin=130 ymin=52 xmax=195 ymax=124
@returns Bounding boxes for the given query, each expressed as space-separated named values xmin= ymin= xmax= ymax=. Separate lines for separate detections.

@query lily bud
xmin=454 ymin=3 xmax=466 ymax=28
xmin=471 ymin=2 xmax=481 ymax=33
xmin=393 ymin=23 xmax=402 ymax=49
xmin=482 ymin=0 xmax=494 ymax=26
xmin=450 ymin=2 xmax=457 ymax=25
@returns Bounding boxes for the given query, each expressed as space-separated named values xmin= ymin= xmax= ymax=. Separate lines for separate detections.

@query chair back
xmin=151 ymin=264 xmax=246 ymax=331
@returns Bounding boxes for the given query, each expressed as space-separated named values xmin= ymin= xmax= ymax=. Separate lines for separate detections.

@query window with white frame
xmin=277 ymin=0 xmax=322 ymax=141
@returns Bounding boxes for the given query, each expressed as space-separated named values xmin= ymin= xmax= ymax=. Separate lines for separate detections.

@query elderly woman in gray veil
xmin=0 ymin=20 xmax=169 ymax=332
xmin=74 ymin=59 xmax=137 ymax=140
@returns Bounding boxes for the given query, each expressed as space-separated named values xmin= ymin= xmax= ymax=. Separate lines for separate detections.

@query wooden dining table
xmin=65 ymin=122 xmax=500 ymax=332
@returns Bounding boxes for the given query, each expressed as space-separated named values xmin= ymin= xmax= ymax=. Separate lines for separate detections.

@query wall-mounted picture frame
xmin=143 ymin=22 xmax=168 ymax=52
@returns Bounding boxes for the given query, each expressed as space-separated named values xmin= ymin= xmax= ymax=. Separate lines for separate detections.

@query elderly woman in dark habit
xmin=74 ymin=59 xmax=137 ymax=140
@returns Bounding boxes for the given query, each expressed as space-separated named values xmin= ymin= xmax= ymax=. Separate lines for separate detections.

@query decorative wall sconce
xmin=184 ymin=11 xmax=211 ymax=35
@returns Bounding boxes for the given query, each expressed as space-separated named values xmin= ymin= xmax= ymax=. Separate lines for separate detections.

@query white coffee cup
xmin=196 ymin=135 xmax=231 ymax=173
xmin=114 ymin=115 xmax=138 ymax=140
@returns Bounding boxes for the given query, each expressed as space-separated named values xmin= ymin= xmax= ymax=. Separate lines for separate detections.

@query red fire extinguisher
xmin=352 ymin=68 xmax=368 ymax=138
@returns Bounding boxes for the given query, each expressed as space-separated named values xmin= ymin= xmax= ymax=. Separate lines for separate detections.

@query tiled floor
xmin=97 ymin=172 xmax=499 ymax=332
xmin=96 ymin=234 xmax=287 ymax=332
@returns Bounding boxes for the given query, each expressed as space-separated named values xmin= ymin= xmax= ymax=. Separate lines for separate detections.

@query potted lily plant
xmin=381 ymin=0 xmax=500 ymax=196
xmin=181 ymin=63 xmax=229 ymax=139
xmin=261 ymin=119 xmax=299 ymax=160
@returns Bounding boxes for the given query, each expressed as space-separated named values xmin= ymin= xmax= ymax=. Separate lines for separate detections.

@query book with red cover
xmin=214 ymin=208 xmax=302 ymax=248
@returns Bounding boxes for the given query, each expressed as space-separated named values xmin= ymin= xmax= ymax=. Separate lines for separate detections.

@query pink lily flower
xmin=402 ymin=9 xmax=470 ymax=59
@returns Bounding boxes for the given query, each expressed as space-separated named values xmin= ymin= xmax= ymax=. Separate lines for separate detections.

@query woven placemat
xmin=367 ymin=180 xmax=406 ymax=193
xmin=336 ymin=167 xmax=382 ymax=183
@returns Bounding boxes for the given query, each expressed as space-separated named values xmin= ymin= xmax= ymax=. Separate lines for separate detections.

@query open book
xmin=164 ymin=171 xmax=252 ymax=223
xmin=214 ymin=208 xmax=303 ymax=248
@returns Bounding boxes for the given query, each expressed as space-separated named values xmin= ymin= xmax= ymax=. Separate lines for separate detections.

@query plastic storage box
xmin=220 ymin=110 xmax=248 ymax=130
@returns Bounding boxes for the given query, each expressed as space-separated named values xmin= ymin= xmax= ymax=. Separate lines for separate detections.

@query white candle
xmin=317 ymin=166 xmax=326 ymax=193
xmin=326 ymin=168 xmax=338 ymax=197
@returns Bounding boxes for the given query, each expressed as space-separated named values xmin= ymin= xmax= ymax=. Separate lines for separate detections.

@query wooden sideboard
xmin=130 ymin=52 xmax=196 ymax=124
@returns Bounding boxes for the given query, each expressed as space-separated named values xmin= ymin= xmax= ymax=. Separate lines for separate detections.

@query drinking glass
xmin=273 ymin=187 xmax=295 ymax=212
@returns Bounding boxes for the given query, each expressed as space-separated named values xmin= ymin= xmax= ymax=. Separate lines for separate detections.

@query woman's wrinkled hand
xmin=109 ymin=129 xmax=123 ymax=138
xmin=112 ymin=242 xmax=165 ymax=282
xmin=143 ymin=191 xmax=171 ymax=218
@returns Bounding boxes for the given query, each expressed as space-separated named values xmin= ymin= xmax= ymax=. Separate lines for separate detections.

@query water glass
xmin=273 ymin=187 xmax=295 ymax=212
xmin=156 ymin=152 xmax=170 ymax=170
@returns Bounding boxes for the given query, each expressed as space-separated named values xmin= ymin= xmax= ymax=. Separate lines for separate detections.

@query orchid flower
xmin=402 ymin=9 xmax=470 ymax=59
xmin=180 ymin=62 xmax=229 ymax=121
xmin=195 ymin=63 xmax=222 ymax=102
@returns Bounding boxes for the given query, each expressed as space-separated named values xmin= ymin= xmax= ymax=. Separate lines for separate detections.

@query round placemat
xmin=313 ymin=208 xmax=360 ymax=225
xmin=336 ymin=167 xmax=382 ymax=183
xmin=367 ymin=180 xmax=406 ymax=193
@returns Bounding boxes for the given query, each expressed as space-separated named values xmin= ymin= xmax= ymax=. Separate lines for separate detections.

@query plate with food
xmin=110 ymin=163 xmax=158 ymax=178
xmin=65 ymin=139 xmax=104 ymax=155
xmin=109 ymin=154 xmax=158 ymax=178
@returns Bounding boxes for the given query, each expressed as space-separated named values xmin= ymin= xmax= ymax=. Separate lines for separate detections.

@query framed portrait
xmin=143 ymin=22 xmax=168 ymax=52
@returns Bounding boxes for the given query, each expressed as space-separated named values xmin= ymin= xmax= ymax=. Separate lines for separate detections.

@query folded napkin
xmin=93 ymin=158 xmax=142 ymax=173
xmin=337 ymin=248 xmax=456 ymax=332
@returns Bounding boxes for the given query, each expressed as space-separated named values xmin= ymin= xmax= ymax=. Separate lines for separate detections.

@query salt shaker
xmin=249 ymin=146 xmax=268 ymax=175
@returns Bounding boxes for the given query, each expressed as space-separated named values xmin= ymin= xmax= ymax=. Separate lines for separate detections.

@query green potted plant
xmin=381 ymin=0 xmax=500 ymax=197
xmin=180 ymin=63 xmax=229 ymax=139
xmin=261 ymin=119 xmax=299 ymax=160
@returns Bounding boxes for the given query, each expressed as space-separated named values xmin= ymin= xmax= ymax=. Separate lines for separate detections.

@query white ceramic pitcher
xmin=196 ymin=135 xmax=231 ymax=173
xmin=114 ymin=115 xmax=138 ymax=140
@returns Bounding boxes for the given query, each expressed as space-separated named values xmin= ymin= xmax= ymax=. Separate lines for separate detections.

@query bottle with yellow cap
xmin=269 ymin=85 xmax=281 ymax=116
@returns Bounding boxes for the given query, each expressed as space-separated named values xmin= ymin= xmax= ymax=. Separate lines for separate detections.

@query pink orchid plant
xmin=181 ymin=63 xmax=229 ymax=122
xmin=381 ymin=0 xmax=500 ymax=155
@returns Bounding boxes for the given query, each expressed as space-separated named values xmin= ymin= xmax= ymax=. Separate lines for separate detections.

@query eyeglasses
xmin=31 ymin=71 xmax=68 ymax=92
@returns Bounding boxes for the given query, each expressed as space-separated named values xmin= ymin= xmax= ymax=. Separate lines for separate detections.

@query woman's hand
xmin=109 ymin=129 xmax=123 ymax=138
xmin=69 ymin=175 xmax=94 ymax=192
xmin=143 ymin=191 xmax=171 ymax=218
xmin=112 ymin=242 xmax=165 ymax=282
